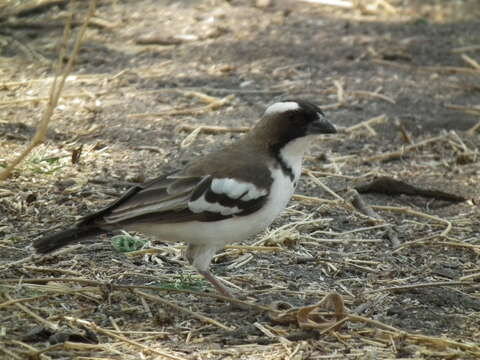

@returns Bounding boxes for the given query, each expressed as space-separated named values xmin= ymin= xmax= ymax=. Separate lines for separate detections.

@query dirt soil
xmin=1 ymin=0 xmax=480 ymax=359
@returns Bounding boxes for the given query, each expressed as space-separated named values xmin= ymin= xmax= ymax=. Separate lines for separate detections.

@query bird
xmin=33 ymin=99 xmax=337 ymax=298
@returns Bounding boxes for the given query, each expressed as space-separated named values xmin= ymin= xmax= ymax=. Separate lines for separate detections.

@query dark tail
xmin=33 ymin=226 xmax=106 ymax=254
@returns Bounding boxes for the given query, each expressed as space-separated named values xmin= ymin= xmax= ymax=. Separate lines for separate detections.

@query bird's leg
xmin=185 ymin=243 xmax=234 ymax=298
xmin=198 ymin=269 xmax=233 ymax=298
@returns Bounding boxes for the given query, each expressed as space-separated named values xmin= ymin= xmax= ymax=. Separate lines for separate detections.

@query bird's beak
xmin=308 ymin=115 xmax=337 ymax=135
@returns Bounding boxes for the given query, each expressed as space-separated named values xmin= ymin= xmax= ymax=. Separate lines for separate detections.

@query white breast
xmin=279 ymin=135 xmax=313 ymax=182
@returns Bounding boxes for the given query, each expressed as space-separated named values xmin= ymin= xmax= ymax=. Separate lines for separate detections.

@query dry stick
xmin=23 ymin=265 xmax=82 ymax=276
xmin=445 ymin=103 xmax=480 ymax=116
xmin=343 ymin=189 xmax=402 ymax=247
xmin=128 ymin=95 xmax=234 ymax=118
xmin=133 ymin=290 xmax=233 ymax=331
xmin=461 ymin=54 xmax=480 ymax=69
xmin=347 ymin=314 xmax=400 ymax=332
xmin=467 ymin=121 xmax=480 ymax=135
xmin=0 ymin=91 xmax=107 ymax=106
xmin=342 ymin=114 xmax=388 ymax=134
xmin=344 ymin=189 xmax=381 ymax=220
xmin=0 ymin=277 xmax=276 ymax=312
xmin=371 ymin=204 xmax=452 ymax=237
xmin=419 ymin=65 xmax=480 ymax=75
xmin=298 ymin=0 xmax=353 ymax=8
xmin=452 ymin=45 xmax=480 ymax=53
xmin=358 ymin=133 xmax=448 ymax=164
xmin=333 ymin=80 xmax=345 ymax=104
xmin=306 ymin=171 xmax=382 ymax=223
xmin=293 ymin=194 xmax=338 ymax=206
xmin=395 ymin=118 xmax=414 ymax=145
xmin=180 ymin=126 xmax=202 ymax=148
xmin=0 ymin=0 xmax=97 ymax=181
xmin=32 ymin=340 xmax=128 ymax=357
xmin=461 ymin=272 xmax=480 ymax=281
xmin=3 ymin=293 xmax=58 ymax=331
xmin=394 ymin=239 xmax=480 ymax=255
xmin=9 ymin=340 xmax=40 ymax=356
xmin=351 ymin=91 xmax=395 ymax=104
xmin=64 ymin=317 xmax=186 ymax=360
xmin=364 ymin=281 xmax=473 ymax=295
xmin=373 ymin=59 xmax=480 ymax=75
xmin=0 ymin=294 xmax=52 ymax=309
xmin=405 ymin=334 xmax=480 ymax=353
xmin=0 ymin=245 xmax=83 ymax=271
xmin=8 ymin=34 xmax=49 ymax=64
xmin=0 ymin=0 xmax=67 ymax=19
xmin=306 ymin=171 xmax=344 ymax=202
xmin=0 ymin=345 xmax=23 ymax=360
xmin=327 ymin=312 xmax=480 ymax=353
xmin=318 ymin=318 xmax=349 ymax=336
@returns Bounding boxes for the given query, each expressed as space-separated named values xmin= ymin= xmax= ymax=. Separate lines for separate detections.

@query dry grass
xmin=1 ymin=0 xmax=480 ymax=359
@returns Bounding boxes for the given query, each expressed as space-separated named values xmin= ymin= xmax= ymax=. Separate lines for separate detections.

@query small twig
xmin=0 ymin=92 xmax=107 ymax=107
xmin=452 ymin=45 xmax=480 ymax=53
xmin=138 ymin=296 xmax=153 ymax=319
xmin=0 ymin=245 xmax=83 ymax=271
xmin=344 ymin=189 xmax=381 ymax=220
xmin=445 ymin=103 xmax=480 ymax=116
xmin=0 ymin=0 xmax=67 ymax=19
xmin=0 ymin=345 xmax=23 ymax=360
xmin=356 ymin=176 xmax=466 ymax=202
xmin=342 ymin=114 xmax=388 ymax=134
xmin=347 ymin=314 xmax=400 ymax=332
xmin=0 ymin=294 xmax=52 ymax=309
xmin=298 ymin=0 xmax=353 ymax=8
xmin=0 ymin=277 xmax=277 ymax=312
xmin=293 ymin=194 xmax=338 ymax=206
xmin=371 ymin=204 xmax=452 ymax=237
xmin=395 ymin=118 xmax=413 ymax=144
xmin=460 ymin=272 xmax=480 ymax=281
xmin=306 ymin=171 xmax=344 ymax=202
xmin=65 ymin=316 xmax=186 ymax=360
xmin=461 ymin=54 xmax=480 ymax=70
xmin=364 ymin=281 xmax=473 ymax=295
xmin=133 ymin=290 xmax=233 ymax=331
xmin=333 ymin=80 xmax=345 ymax=104
xmin=419 ymin=65 xmax=480 ymax=75
xmin=180 ymin=126 xmax=203 ymax=148
xmin=318 ymin=317 xmax=349 ymax=336
xmin=467 ymin=121 xmax=480 ymax=135
xmin=23 ymin=265 xmax=82 ymax=276
xmin=394 ymin=239 xmax=480 ymax=255
xmin=374 ymin=59 xmax=480 ymax=75
xmin=358 ymin=133 xmax=448 ymax=164
xmin=3 ymin=293 xmax=58 ymax=331
xmin=128 ymin=95 xmax=234 ymax=118
xmin=351 ymin=91 xmax=395 ymax=104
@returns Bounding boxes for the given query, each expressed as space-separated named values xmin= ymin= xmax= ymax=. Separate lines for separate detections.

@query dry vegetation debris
xmin=1 ymin=0 xmax=480 ymax=359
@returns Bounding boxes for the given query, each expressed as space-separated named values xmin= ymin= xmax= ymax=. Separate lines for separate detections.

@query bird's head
xmin=251 ymin=99 xmax=336 ymax=156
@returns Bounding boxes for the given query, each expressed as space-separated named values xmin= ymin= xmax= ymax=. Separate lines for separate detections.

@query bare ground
xmin=1 ymin=0 xmax=480 ymax=359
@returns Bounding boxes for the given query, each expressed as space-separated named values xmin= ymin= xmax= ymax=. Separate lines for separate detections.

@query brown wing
xmin=79 ymin=169 xmax=271 ymax=228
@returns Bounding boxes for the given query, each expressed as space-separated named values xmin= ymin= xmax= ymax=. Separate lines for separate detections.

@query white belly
xmin=126 ymin=167 xmax=296 ymax=247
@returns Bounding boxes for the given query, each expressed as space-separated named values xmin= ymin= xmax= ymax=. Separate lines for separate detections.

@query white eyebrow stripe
xmin=264 ymin=101 xmax=300 ymax=116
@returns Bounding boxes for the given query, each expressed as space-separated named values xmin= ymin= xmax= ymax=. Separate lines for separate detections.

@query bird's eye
xmin=288 ymin=112 xmax=305 ymax=125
